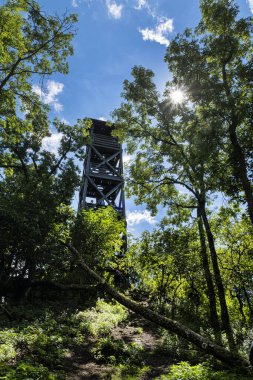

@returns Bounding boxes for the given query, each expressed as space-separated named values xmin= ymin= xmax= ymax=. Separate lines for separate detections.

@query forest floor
xmin=66 ymin=315 xmax=173 ymax=379
xmin=1 ymin=297 xmax=252 ymax=380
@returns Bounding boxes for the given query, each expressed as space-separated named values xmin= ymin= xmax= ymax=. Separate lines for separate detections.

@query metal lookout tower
xmin=78 ymin=119 xmax=125 ymax=219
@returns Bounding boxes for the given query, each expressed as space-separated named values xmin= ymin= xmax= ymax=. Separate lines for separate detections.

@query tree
xmin=112 ymin=0 xmax=253 ymax=354
xmin=213 ymin=207 xmax=253 ymax=325
xmin=165 ymin=0 xmax=253 ymax=225
xmin=125 ymin=213 xmax=223 ymax=344
xmin=0 ymin=118 xmax=90 ymax=285
xmin=112 ymin=65 xmax=236 ymax=351
xmin=0 ymin=0 xmax=88 ymax=287
xmin=0 ymin=0 xmax=77 ymax=175
xmin=71 ymin=206 xmax=126 ymax=282
xmin=0 ymin=0 xmax=76 ymax=92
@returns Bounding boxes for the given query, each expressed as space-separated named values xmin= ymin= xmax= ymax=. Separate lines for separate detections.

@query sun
xmin=170 ymin=89 xmax=185 ymax=104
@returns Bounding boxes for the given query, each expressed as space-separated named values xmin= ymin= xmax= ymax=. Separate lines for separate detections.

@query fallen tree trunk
xmin=31 ymin=280 xmax=97 ymax=291
xmin=64 ymin=242 xmax=249 ymax=370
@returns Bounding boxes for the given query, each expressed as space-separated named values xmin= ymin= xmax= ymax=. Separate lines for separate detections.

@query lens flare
xmin=170 ymin=89 xmax=185 ymax=104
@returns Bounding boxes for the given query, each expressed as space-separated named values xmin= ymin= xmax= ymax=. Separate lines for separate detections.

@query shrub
xmin=92 ymin=336 xmax=143 ymax=365
xmin=110 ymin=364 xmax=150 ymax=380
xmin=159 ymin=362 xmax=209 ymax=380
xmin=0 ymin=362 xmax=58 ymax=380
xmin=0 ymin=309 xmax=79 ymax=377
xmin=0 ymin=329 xmax=20 ymax=362
xmin=157 ymin=362 xmax=252 ymax=380
xmin=158 ymin=331 xmax=198 ymax=361
xmin=76 ymin=299 xmax=128 ymax=336
xmin=0 ymin=343 xmax=16 ymax=362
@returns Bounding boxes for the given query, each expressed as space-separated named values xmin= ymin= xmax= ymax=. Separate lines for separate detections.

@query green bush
xmin=157 ymin=362 xmax=252 ymax=380
xmin=0 ymin=343 xmax=16 ymax=362
xmin=92 ymin=336 xmax=143 ymax=365
xmin=76 ymin=299 xmax=128 ymax=336
xmin=0 ymin=309 xmax=79 ymax=377
xmin=0 ymin=330 xmax=18 ymax=361
xmin=158 ymin=331 xmax=197 ymax=361
xmin=109 ymin=364 xmax=150 ymax=380
xmin=0 ymin=362 xmax=59 ymax=380
xmin=158 ymin=362 xmax=209 ymax=380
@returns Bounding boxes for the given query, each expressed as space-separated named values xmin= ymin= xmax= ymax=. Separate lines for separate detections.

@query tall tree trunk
xmin=243 ymin=286 xmax=253 ymax=317
xmin=222 ymin=64 xmax=253 ymax=225
xmin=199 ymin=202 xmax=237 ymax=353
xmin=64 ymin=242 xmax=249 ymax=369
xmin=228 ymin=123 xmax=253 ymax=226
xmin=197 ymin=207 xmax=222 ymax=345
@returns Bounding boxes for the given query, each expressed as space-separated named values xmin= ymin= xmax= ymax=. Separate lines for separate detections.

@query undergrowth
xmin=76 ymin=298 xmax=127 ymax=336
xmin=92 ymin=336 xmax=143 ymax=365
xmin=156 ymin=361 xmax=252 ymax=380
xmin=0 ymin=299 xmax=128 ymax=379
xmin=108 ymin=364 xmax=150 ymax=380
xmin=0 ymin=300 xmax=252 ymax=380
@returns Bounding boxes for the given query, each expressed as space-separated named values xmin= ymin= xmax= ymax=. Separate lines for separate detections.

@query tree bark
xmin=197 ymin=207 xmax=222 ymax=345
xmin=243 ymin=286 xmax=253 ymax=317
xmin=199 ymin=202 xmax=237 ymax=353
xmin=63 ymin=242 xmax=249 ymax=369
xmin=31 ymin=280 xmax=98 ymax=291
xmin=222 ymin=64 xmax=253 ymax=226
xmin=228 ymin=123 xmax=253 ymax=226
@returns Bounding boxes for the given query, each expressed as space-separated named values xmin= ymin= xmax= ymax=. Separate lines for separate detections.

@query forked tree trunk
xmin=197 ymin=208 xmax=222 ymax=345
xmin=64 ymin=242 xmax=249 ymax=369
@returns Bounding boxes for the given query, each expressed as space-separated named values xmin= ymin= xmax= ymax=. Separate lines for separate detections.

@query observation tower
xmin=78 ymin=119 xmax=125 ymax=219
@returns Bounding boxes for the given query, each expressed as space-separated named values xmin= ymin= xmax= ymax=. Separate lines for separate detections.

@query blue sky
xmin=37 ymin=0 xmax=253 ymax=236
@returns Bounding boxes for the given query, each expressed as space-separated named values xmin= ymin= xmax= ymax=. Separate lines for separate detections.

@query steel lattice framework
xmin=78 ymin=119 xmax=125 ymax=218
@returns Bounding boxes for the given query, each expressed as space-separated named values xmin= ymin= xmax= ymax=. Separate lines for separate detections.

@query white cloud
xmin=127 ymin=210 xmax=156 ymax=226
xmin=99 ymin=116 xmax=107 ymax=121
xmin=106 ymin=0 xmax=123 ymax=19
xmin=134 ymin=0 xmax=157 ymax=19
xmin=248 ymin=0 xmax=253 ymax=12
xmin=33 ymin=80 xmax=64 ymax=112
xmin=61 ymin=118 xmax=70 ymax=125
xmin=42 ymin=132 xmax=63 ymax=155
xmin=71 ymin=0 xmax=94 ymax=8
xmin=135 ymin=0 xmax=147 ymax=10
xmin=139 ymin=17 xmax=173 ymax=46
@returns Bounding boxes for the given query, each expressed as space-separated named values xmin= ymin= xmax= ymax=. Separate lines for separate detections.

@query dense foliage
xmin=0 ymin=0 xmax=91 ymax=286
xmin=0 ymin=300 xmax=128 ymax=379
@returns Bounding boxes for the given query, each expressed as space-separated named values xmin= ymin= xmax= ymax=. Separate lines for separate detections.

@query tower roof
xmin=90 ymin=118 xmax=115 ymax=136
